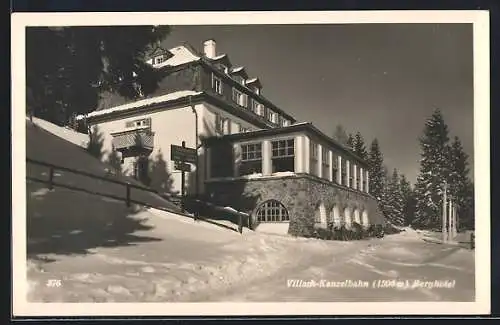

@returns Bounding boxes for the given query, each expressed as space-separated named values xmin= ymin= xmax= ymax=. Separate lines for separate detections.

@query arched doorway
xmin=314 ymin=202 xmax=327 ymax=228
xmin=254 ymin=199 xmax=290 ymax=235
xmin=330 ymin=205 xmax=341 ymax=227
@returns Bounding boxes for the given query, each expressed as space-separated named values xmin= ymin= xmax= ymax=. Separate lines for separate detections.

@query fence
xmin=26 ymin=157 xmax=248 ymax=234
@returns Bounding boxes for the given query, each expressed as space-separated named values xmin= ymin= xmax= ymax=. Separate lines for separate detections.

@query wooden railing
xmin=26 ymin=157 xmax=248 ymax=233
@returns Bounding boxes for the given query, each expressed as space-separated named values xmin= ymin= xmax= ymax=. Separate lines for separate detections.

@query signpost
xmin=171 ymin=141 xmax=197 ymax=199
xmin=171 ymin=144 xmax=197 ymax=164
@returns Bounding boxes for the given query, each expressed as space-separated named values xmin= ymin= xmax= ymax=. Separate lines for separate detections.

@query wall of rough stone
xmin=205 ymin=174 xmax=385 ymax=237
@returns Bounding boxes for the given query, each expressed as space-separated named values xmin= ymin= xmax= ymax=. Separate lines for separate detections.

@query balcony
xmin=111 ymin=128 xmax=154 ymax=158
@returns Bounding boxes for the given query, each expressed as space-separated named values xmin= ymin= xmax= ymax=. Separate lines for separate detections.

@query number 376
xmin=46 ymin=279 xmax=62 ymax=287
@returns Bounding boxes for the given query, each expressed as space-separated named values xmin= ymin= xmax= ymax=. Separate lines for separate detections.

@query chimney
xmin=203 ymin=39 xmax=216 ymax=59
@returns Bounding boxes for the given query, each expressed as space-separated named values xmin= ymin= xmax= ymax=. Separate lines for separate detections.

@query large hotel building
xmin=77 ymin=39 xmax=384 ymax=237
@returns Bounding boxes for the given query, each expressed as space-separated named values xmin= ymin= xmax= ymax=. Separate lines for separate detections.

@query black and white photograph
xmin=12 ymin=11 xmax=490 ymax=316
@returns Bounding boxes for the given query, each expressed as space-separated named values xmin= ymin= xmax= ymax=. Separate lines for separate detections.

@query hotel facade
xmin=78 ymin=39 xmax=385 ymax=237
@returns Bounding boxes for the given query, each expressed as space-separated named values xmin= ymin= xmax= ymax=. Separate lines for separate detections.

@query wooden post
xmin=48 ymin=167 xmax=54 ymax=190
xmin=238 ymin=213 xmax=243 ymax=234
xmin=181 ymin=141 xmax=186 ymax=198
xmin=448 ymin=198 xmax=453 ymax=241
xmin=442 ymin=181 xmax=448 ymax=242
xmin=126 ymin=183 xmax=131 ymax=207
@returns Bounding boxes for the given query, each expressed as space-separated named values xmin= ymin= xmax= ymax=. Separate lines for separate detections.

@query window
xmin=341 ymin=159 xmax=347 ymax=186
xmin=234 ymin=75 xmax=245 ymax=85
xmin=271 ymin=139 xmax=295 ymax=173
xmin=281 ymin=118 xmax=290 ymax=127
xmin=239 ymin=124 xmax=250 ymax=133
xmin=154 ymin=55 xmax=164 ymax=65
xmin=215 ymin=114 xmax=226 ymax=134
xmin=232 ymin=88 xmax=247 ymax=107
xmin=349 ymin=162 xmax=354 ymax=188
xmin=256 ymin=200 xmax=289 ymax=222
xmin=362 ymin=170 xmax=367 ymax=192
xmin=332 ymin=154 xmax=338 ymax=183
xmin=355 ymin=166 xmax=360 ymax=190
xmin=212 ymin=74 xmax=223 ymax=95
xmin=322 ymin=147 xmax=329 ymax=179
xmin=126 ymin=118 xmax=151 ymax=128
xmin=252 ymin=100 xmax=264 ymax=116
xmin=239 ymin=143 xmax=262 ymax=176
xmin=310 ymin=142 xmax=319 ymax=176
xmin=267 ymin=109 xmax=278 ymax=124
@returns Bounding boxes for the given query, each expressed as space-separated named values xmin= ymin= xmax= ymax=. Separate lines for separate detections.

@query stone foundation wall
xmin=205 ymin=174 xmax=385 ymax=237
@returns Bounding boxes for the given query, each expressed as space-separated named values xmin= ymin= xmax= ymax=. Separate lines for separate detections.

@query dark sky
xmin=161 ymin=24 xmax=474 ymax=184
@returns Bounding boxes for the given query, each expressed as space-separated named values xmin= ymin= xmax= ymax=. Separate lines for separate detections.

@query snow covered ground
xmin=27 ymin=206 xmax=356 ymax=302
xmin=28 ymin=116 xmax=89 ymax=148
xmin=27 ymin=212 xmax=475 ymax=303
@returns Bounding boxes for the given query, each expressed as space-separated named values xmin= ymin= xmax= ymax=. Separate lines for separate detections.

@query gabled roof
xmin=145 ymin=45 xmax=173 ymax=61
xmin=229 ymin=66 xmax=249 ymax=79
xmin=152 ymin=45 xmax=201 ymax=68
xmin=245 ymin=77 xmax=262 ymax=89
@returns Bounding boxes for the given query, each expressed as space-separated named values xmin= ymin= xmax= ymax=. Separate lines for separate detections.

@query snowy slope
xmin=29 ymin=116 xmax=89 ymax=148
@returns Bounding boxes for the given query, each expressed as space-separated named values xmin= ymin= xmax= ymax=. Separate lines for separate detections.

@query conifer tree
xmin=347 ymin=133 xmax=355 ymax=151
xmin=353 ymin=132 xmax=368 ymax=160
xmin=106 ymin=148 xmax=122 ymax=174
xmin=86 ymin=125 xmax=104 ymax=160
xmin=399 ymin=174 xmax=416 ymax=226
xmin=379 ymin=166 xmax=391 ymax=220
xmin=333 ymin=124 xmax=349 ymax=147
xmin=460 ymin=180 xmax=475 ymax=230
xmin=368 ymin=138 xmax=385 ymax=203
xmin=413 ymin=109 xmax=450 ymax=229
xmin=384 ymin=168 xmax=405 ymax=226
xmin=149 ymin=150 xmax=174 ymax=195
xmin=448 ymin=136 xmax=471 ymax=223
xmin=26 ymin=26 xmax=171 ymax=125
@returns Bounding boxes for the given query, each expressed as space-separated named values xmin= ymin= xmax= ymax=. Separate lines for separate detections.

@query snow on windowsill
xmin=209 ymin=171 xmax=297 ymax=182
xmin=76 ymin=90 xmax=203 ymax=120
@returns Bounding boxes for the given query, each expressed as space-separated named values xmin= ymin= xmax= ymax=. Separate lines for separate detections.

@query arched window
xmin=344 ymin=207 xmax=352 ymax=228
xmin=362 ymin=210 xmax=369 ymax=227
xmin=314 ymin=202 xmax=327 ymax=226
xmin=330 ymin=205 xmax=341 ymax=227
xmin=354 ymin=208 xmax=361 ymax=225
xmin=256 ymin=200 xmax=289 ymax=222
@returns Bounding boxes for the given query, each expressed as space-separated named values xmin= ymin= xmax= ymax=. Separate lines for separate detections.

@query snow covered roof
xmin=152 ymin=45 xmax=201 ymax=68
xmin=76 ymin=90 xmax=202 ymax=121
xmin=230 ymin=66 xmax=245 ymax=73
xmin=212 ymin=54 xmax=227 ymax=61
xmin=245 ymin=77 xmax=262 ymax=88
xmin=230 ymin=66 xmax=249 ymax=79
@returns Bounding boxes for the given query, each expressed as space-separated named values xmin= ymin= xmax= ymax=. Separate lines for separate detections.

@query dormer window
xmin=281 ymin=118 xmax=290 ymax=127
xmin=267 ymin=109 xmax=278 ymax=124
xmin=252 ymin=99 xmax=264 ymax=116
xmin=245 ymin=78 xmax=262 ymax=95
xmin=234 ymin=75 xmax=245 ymax=85
xmin=154 ymin=55 xmax=165 ymax=65
xmin=232 ymin=88 xmax=247 ymax=107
